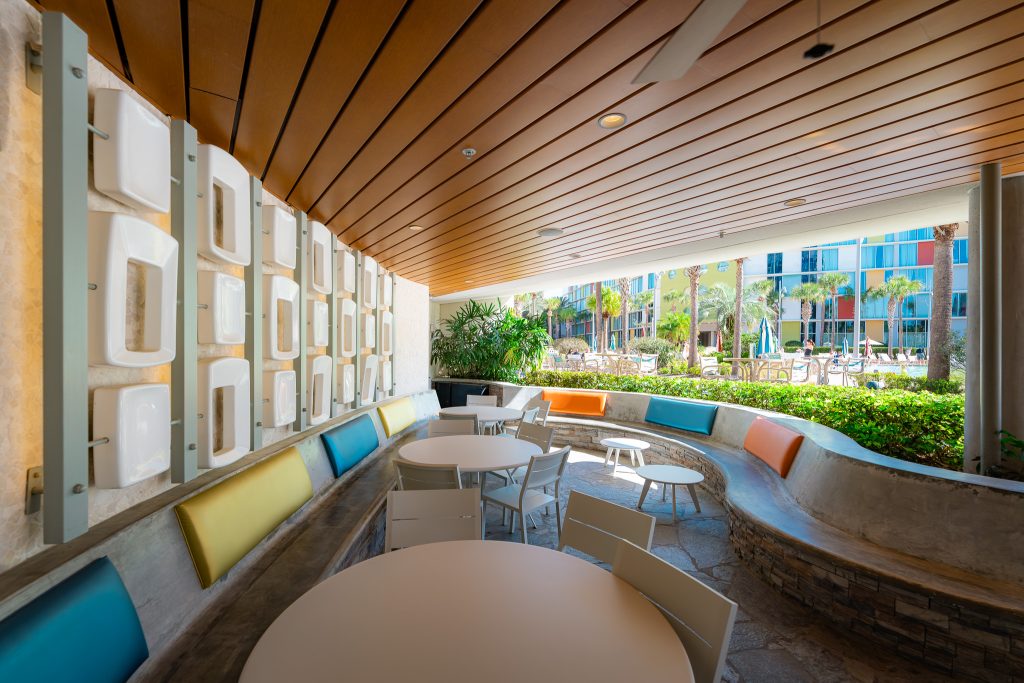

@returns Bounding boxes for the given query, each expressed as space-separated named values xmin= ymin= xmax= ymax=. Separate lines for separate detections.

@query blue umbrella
xmin=842 ymin=336 xmax=849 ymax=356
xmin=755 ymin=317 xmax=777 ymax=356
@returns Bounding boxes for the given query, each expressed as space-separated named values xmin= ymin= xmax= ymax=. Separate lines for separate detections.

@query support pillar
xmin=246 ymin=178 xmax=264 ymax=449
xmin=853 ymin=239 xmax=862 ymax=357
xmin=964 ymin=198 xmax=981 ymax=472
xmin=999 ymin=176 xmax=1024 ymax=450
xmin=974 ymin=163 xmax=1002 ymax=474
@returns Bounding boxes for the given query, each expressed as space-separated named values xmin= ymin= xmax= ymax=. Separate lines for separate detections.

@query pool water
xmin=870 ymin=363 xmax=927 ymax=376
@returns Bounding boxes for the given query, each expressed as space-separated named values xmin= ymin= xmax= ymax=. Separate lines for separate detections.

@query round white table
xmin=636 ymin=465 xmax=704 ymax=522
xmin=601 ymin=437 xmax=650 ymax=470
xmin=399 ymin=434 xmax=540 ymax=473
xmin=439 ymin=405 xmax=523 ymax=434
xmin=240 ymin=541 xmax=693 ymax=683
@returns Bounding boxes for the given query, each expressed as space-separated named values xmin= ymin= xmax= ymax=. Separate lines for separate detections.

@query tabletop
xmin=240 ymin=541 xmax=693 ymax=683
xmin=637 ymin=464 xmax=705 ymax=485
xmin=399 ymin=434 xmax=540 ymax=472
xmin=439 ymin=405 xmax=523 ymax=423
xmin=601 ymin=437 xmax=651 ymax=450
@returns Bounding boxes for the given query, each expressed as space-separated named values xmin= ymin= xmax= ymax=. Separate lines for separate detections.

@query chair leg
xmin=662 ymin=483 xmax=667 ymax=502
xmin=687 ymin=483 xmax=702 ymax=513
xmin=521 ymin=513 xmax=528 ymax=544
xmin=555 ymin=502 xmax=562 ymax=541
xmin=636 ymin=449 xmax=646 ymax=467
xmin=509 ymin=510 xmax=516 ymax=534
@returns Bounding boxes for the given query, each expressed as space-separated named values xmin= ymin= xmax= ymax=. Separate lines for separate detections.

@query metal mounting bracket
xmin=25 ymin=41 xmax=42 ymax=94
xmin=25 ymin=466 xmax=43 ymax=515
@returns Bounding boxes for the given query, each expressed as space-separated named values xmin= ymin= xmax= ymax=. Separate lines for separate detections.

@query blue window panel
xmin=767 ymin=253 xmax=783 ymax=274
xmin=952 ymin=266 xmax=967 ymax=290
xmin=953 ymin=238 xmax=968 ymax=264
xmin=898 ymin=243 xmax=918 ymax=266
xmin=781 ymin=275 xmax=802 ymax=293
xmin=801 ymin=273 xmax=817 ymax=283
xmin=902 ymin=293 xmax=930 ymax=318
xmin=860 ymin=297 xmax=887 ymax=318
xmin=897 ymin=227 xmax=934 ymax=241
xmin=861 ymin=245 xmax=893 ymax=268
xmin=647 ymin=273 xmax=655 ymax=289
xmin=800 ymin=250 xmax=817 ymax=272
xmin=952 ymin=292 xmax=967 ymax=317
xmin=820 ymin=248 xmax=838 ymax=271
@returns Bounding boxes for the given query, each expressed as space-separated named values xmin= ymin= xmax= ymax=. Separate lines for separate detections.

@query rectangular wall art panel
xmin=337 ymin=248 xmax=356 ymax=294
xmin=198 ymin=271 xmax=245 ymax=345
xmin=308 ymin=355 xmax=333 ymax=426
xmin=92 ymin=383 xmax=171 ymax=488
xmin=263 ymin=370 xmax=296 ymax=428
xmin=262 ymin=205 xmax=296 ymax=268
xmin=341 ymin=363 xmax=355 ymax=404
xmin=309 ymin=222 xmax=333 ymax=294
xmin=340 ymin=298 xmax=356 ymax=358
xmin=380 ymin=272 xmax=393 ymax=308
xmin=362 ymin=312 xmax=376 ymax=348
xmin=263 ymin=275 xmax=300 ymax=360
xmin=361 ymin=355 xmax=378 ymax=404
xmin=309 ymin=300 xmax=329 ymax=348
xmin=88 ymin=212 xmax=178 ymax=367
xmin=381 ymin=311 xmax=393 ymax=355
xmin=362 ymin=256 xmax=377 ymax=308
xmin=197 ymin=144 xmax=251 ymax=266
xmin=198 ymin=357 xmax=251 ymax=468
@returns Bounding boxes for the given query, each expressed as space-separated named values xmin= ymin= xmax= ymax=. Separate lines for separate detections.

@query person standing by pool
xmin=803 ymin=339 xmax=814 ymax=357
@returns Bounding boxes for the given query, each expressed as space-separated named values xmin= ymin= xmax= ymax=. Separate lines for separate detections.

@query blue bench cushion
xmin=321 ymin=414 xmax=380 ymax=478
xmin=0 ymin=557 xmax=148 ymax=682
xmin=644 ymin=396 xmax=718 ymax=435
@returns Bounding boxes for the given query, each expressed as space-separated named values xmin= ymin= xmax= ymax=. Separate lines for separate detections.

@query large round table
xmin=399 ymin=434 xmax=539 ymax=472
xmin=240 ymin=541 xmax=693 ymax=683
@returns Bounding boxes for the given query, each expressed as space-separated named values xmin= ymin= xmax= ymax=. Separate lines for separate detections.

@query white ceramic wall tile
xmin=88 ymin=212 xmax=178 ymax=367
xmin=380 ymin=272 xmax=393 ymax=307
xmin=262 ymin=205 xmax=296 ymax=268
xmin=362 ymin=312 xmax=376 ymax=348
xmin=263 ymin=275 xmax=300 ymax=360
xmin=197 ymin=357 xmax=251 ymax=469
xmin=197 ymin=144 xmax=251 ymax=266
xmin=340 ymin=298 xmax=356 ymax=358
xmin=92 ymin=89 xmax=171 ymax=213
xmin=309 ymin=221 xmax=333 ymax=294
xmin=362 ymin=256 xmax=378 ymax=308
xmin=341 ymin=363 xmax=355 ymax=403
xmin=361 ymin=355 xmax=378 ymax=404
xmin=380 ymin=311 xmax=393 ymax=355
xmin=307 ymin=355 xmax=333 ymax=426
xmin=197 ymin=271 xmax=246 ymax=345
xmin=381 ymin=360 xmax=392 ymax=392
xmin=263 ymin=370 xmax=296 ymax=428
xmin=92 ymin=383 xmax=171 ymax=488
xmin=308 ymin=300 xmax=329 ymax=348
xmin=337 ymin=248 xmax=356 ymax=294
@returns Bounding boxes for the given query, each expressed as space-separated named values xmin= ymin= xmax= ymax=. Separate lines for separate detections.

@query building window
xmin=801 ymin=250 xmax=817 ymax=272
xmin=862 ymin=245 xmax=894 ymax=269
xmin=820 ymin=248 xmax=838 ymax=271
xmin=767 ymin=252 xmax=782 ymax=274
xmin=717 ymin=261 xmax=728 ymax=272
xmin=952 ymin=292 xmax=967 ymax=317
xmin=647 ymin=273 xmax=656 ymax=289
xmin=898 ymin=243 xmax=917 ymax=266
xmin=953 ymin=238 xmax=968 ymax=264
xmin=897 ymin=227 xmax=934 ymax=242
xmin=801 ymin=273 xmax=818 ymax=283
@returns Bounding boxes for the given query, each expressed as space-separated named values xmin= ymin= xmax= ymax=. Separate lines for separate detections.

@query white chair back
xmin=428 ymin=420 xmax=474 ymax=437
xmin=520 ymin=407 xmax=540 ymax=425
xmin=384 ymin=488 xmax=481 ymax=552
xmin=520 ymin=446 xmax=570 ymax=492
xmin=466 ymin=394 xmax=498 ymax=406
xmin=535 ymin=400 xmax=552 ymax=426
xmin=559 ymin=490 xmax=655 ymax=564
xmin=516 ymin=423 xmax=555 ymax=453
xmin=439 ymin=412 xmax=479 ymax=434
xmin=613 ymin=540 xmax=737 ymax=683
xmin=394 ymin=460 xmax=462 ymax=490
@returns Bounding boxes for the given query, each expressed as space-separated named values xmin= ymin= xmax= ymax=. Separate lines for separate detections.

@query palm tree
xmin=886 ymin=275 xmax=923 ymax=352
xmin=817 ymin=272 xmax=851 ymax=352
xmin=617 ymin=277 xmax=632 ymax=343
xmin=512 ymin=293 xmax=530 ymax=317
xmin=732 ymin=258 xmax=745 ymax=364
xmin=587 ymin=290 xmax=620 ymax=351
xmin=790 ymin=282 xmax=826 ymax=345
xmin=685 ymin=266 xmax=704 ymax=367
xmin=543 ymin=297 xmax=562 ymax=338
xmin=657 ymin=312 xmax=691 ymax=347
xmin=865 ymin=283 xmax=900 ymax=357
xmin=928 ymin=224 xmax=958 ymax=379
xmin=557 ymin=306 xmax=576 ymax=338
xmin=632 ymin=290 xmax=655 ymax=338
xmin=663 ymin=289 xmax=685 ymax=313
xmin=591 ymin=282 xmax=603 ymax=352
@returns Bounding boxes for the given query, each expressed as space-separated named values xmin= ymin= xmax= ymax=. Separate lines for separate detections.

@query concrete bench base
xmin=548 ymin=416 xmax=1024 ymax=682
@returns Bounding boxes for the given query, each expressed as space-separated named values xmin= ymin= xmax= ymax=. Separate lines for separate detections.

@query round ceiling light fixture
xmin=783 ymin=197 xmax=807 ymax=207
xmin=408 ymin=225 xmax=424 ymax=232
xmin=569 ymin=253 xmax=583 ymax=259
xmin=537 ymin=228 xmax=564 ymax=238
xmin=461 ymin=147 xmax=477 ymax=159
xmin=597 ymin=112 xmax=627 ymax=129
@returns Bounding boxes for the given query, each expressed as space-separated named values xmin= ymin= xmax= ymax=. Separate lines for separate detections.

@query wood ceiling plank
xmin=187 ymin=0 xmax=256 ymax=150
xmin=380 ymin=2 xmax=1022 ymax=275
xmin=231 ymin=0 xmax=331 ymax=172
xmin=112 ymin=0 xmax=185 ymax=119
xmin=286 ymin=0 xmax=484 ymax=210
xmin=260 ymin=0 xmax=404 ymax=191
xmin=42 ymin=0 xmax=124 ymax=78
xmin=316 ymin=0 xmax=630 ymax=231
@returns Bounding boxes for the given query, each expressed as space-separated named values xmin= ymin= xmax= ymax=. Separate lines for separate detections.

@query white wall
xmin=393 ymin=275 xmax=430 ymax=395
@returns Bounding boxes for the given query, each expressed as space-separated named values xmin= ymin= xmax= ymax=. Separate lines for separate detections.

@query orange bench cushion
xmin=541 ymin=389 xmax=607 ymax=417
xmin=743 ymin=417 xmax=804 ymax=478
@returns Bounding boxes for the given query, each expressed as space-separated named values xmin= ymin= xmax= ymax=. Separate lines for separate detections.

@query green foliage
xmin=854 ymin=372 xmax=963 ymax=395
xmin=946 ymin=331 xmax=967 ymax=372
xmin=523 ymin=371 xmax=964 ymax=470
xmin=626 ymin=337 xmax=677 ymax=368
xmin=554 ymin=337 xmax=590 ymax=355
xmin=657 ymin=360 xmax=702 ymax=376
xmin=656 ymin=312 xmax=690 ymax=346
xmin=431 ymin=301 xmax=550 ymax=381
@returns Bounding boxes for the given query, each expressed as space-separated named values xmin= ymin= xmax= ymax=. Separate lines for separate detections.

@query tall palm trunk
xmin=546 ymin=310 xmax=553 ymax=338
xmin=733 ymin=258 xmax=744 ymax=367
xmin=801 ymin=301 xmax=811 ymax=342
xmin=686 ymin=266 xmax=701 ymax=367
xmin=618 ymin=277 xmax=631 ymax=346
xmin=886 ymin=297 xmax=897 ymax=357
xmin=928 ymin=224 xmax=956 ymax=378
xmin=593 ymin=282 xmax=603 ymax=352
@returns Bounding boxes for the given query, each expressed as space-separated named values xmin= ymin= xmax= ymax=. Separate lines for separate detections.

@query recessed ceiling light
xmin=465 ymin=279 xmax=474 ymax=283
xmin=537 ymin=228 xmax=563 ymax=238
xmin=408 ymin=225 xmax=424 ymax=232
xmin=570 ymin=253 xmax=582 ymax=259
xmin=783 ymin=198 xmax=806 ymax=207
xmin=461 ymin=147 xmax=477 ymax=158
xmin=597 ymin=113 xmax=627 ymax=129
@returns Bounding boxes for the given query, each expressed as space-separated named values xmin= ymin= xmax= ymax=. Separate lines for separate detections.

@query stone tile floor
xmin=482 ymin=449 xmax=955 ymax=683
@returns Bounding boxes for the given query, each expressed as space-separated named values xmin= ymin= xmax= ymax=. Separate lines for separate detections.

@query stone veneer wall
xmin=548 ymin=418 xmax=1024 ymax=681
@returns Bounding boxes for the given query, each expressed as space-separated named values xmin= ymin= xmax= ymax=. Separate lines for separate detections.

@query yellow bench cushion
xmin=378 ymin=397 xmax=416 ymax=437
xmin=175 ymin=447 xmax=313 ymax=588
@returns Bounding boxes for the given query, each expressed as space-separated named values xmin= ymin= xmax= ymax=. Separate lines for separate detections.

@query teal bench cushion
xmin=321 ymin=414 xmax=380 ymax=478
xmin=0 ymin=557 xmax=148 ymax=683
xmin=644 ymin=396 xmax=718 ymax=435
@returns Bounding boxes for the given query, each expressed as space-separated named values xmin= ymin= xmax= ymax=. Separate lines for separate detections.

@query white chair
xmin=497 ymin=406 xmax=539 ymax=438
xmin=535 ymin=400 xmax=552 ymax=426
xmin=428 ymin=419 xmax=475 ymax=437
xmin=483 ymin=447 xmax=570 ymax=544
xmin=490 ymin=423 xmax=556 ymax=492
xmin=466 ymin=394 xmax=498 ymax=406
xmin=559 ymin=490 xmax=655 ymax=565
xmin=612 ymin=540 xmax=737 ymax=683
xmin=384 ymin=488 xmax=482 ymax=552
xmin=395 ymin=460 xmax=462 ymax=490
xmin=439 ymin=412 xmax=479 ymax=435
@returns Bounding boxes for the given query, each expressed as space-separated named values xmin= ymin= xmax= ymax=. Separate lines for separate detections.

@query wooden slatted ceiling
xmin=36 ymin=0 xmax=1024 ymax=295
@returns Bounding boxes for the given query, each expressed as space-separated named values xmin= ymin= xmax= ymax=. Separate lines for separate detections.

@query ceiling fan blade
xmin=632 ymin=0 xmax=747 ymax=84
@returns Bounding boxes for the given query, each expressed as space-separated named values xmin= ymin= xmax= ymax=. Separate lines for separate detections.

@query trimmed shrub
xmin=854 ymin=372 xmax=963 ymax=395
xmin=554 ymin=337 xmax=590 ymax=355
xmin=625 ymin=337 xmax=676 ymax=368
xmin=523 ymin=370 xmax=964 ymax=471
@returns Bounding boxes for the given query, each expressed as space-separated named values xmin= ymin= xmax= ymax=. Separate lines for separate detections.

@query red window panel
xmin=918 ymin=241 xmax=934 ymax=266
xmin=838 ymin=296 xmax=855 ymax=319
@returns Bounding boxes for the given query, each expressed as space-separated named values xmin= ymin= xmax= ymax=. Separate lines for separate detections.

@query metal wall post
xmin=353 ymin=252 xmax=363 ymax=408
xmin=170 ymin=120 xmax=198 ymax=483
xmin=328 ymin=240 xmax=337 ymax=416
xmin=293 ymin=210 xmax=309 ymax=431
xmin=42 ymin=13 xmax=89 ymax=543
xmin=246 ymin=178 xmax=264 ymax=448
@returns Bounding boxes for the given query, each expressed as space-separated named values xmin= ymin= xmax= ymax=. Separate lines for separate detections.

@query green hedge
xmin=524 ymin=371 xmax=964 ymax=470
xmin=853 ymin=372 xmax=963 ymax=395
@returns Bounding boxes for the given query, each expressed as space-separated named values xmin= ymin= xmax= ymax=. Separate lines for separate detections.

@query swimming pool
xmin=870 ymin=363 xmax=927 ymax=376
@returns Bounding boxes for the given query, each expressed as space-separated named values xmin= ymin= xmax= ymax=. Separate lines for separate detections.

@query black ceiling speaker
xmin=803 ymin=0 xmax=834 ymax=60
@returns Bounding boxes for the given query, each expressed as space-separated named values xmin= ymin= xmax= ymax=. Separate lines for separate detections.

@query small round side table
xmin=635 ymin=465 xmax=704 ymax=522
xmin=600 ymin=437 xmax=650 ymax=470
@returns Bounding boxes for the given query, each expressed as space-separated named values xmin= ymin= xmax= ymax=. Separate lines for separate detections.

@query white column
xmin=978 ymin=163 xmax=1001 ymax=473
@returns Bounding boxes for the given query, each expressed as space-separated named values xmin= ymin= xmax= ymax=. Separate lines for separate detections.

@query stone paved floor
xmin=482 ymin=449 xmax=955 ymax=683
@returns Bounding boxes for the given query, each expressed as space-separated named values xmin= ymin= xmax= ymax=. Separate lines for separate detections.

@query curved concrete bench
xmin=494 ymin=383 xmax=1024 ymax=680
